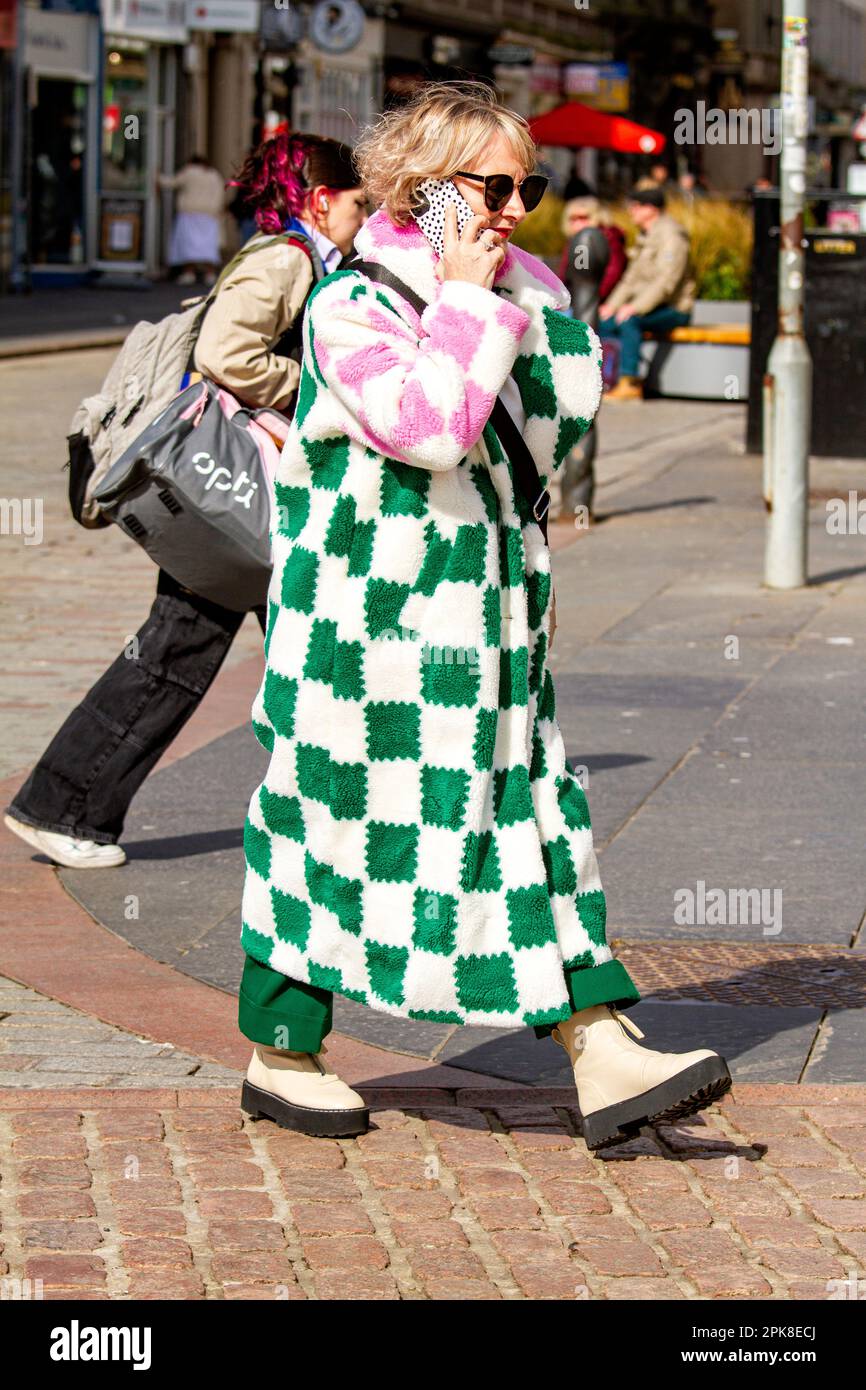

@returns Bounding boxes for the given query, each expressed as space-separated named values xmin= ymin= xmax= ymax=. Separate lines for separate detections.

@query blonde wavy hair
xmin=561 ymin=196 xmax=611 ymax=234
xmin=353 ymin=81 xmax=538 ymax=226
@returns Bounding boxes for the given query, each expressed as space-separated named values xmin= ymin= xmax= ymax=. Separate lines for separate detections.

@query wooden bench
xmin=635 ymin=302 xmax=752 ymax=400
xmin=652 ymin=323 xmax=751 ymax=346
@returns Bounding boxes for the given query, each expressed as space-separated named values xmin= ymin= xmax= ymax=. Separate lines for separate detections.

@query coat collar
xmin=350 ymin=209 xmax=599 ymax=499
xmin=353 ymin=208 xmax=570 ymax=322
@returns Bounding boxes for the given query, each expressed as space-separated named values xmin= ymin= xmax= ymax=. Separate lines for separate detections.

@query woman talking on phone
xmin=238 ymin=81 xmax=732 ymax=1151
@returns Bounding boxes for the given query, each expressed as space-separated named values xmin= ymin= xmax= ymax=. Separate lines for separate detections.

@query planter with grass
xmin=518 ymin=195 xmax=754 ymax=401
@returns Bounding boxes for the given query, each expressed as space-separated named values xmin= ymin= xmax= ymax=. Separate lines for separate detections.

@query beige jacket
xmin=159 ymin=163 xmax=226 ymax=218
xmin=604 ymin=212 xmax=696 ymax=317
xmin=194 ymin=235 xmax=316 ymax=411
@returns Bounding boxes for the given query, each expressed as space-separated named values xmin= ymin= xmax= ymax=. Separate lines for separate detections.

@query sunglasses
xmin=453 ymin=170 xmax=549 ymax=214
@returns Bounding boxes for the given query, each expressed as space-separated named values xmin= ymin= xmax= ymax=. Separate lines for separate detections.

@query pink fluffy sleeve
xmin=304 ymin=273 xmax=531 ymax=472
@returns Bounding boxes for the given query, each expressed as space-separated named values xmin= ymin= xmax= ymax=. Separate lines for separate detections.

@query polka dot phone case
xmin=411 ymin=178 xmax=477 ymax=257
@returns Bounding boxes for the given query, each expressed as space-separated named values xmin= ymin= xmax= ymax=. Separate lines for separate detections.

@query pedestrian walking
xmin=4 ymin=134 xmax=366 ymax=871
xmin=195 ymin=134 xmax=368 ymax=409
xmin=677 ymin=168 xmax=708 ymax=205
xmin=158 ymin=154 xmax=227 ymax=285
xmin=558 ymin=197 xmax=626 ymax=306
xmin=558 ymin=197 xmax=627 ymax=518
xmin=237 ymin=81 xmax=731 ymax=1149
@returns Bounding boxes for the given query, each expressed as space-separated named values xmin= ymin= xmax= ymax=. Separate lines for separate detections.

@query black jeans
xmin=7 ymin=570 xmax=265 ymax=844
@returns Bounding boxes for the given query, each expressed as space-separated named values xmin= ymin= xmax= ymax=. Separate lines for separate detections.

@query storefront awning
xmin=529 ymin=101 xmax=666 ymax=155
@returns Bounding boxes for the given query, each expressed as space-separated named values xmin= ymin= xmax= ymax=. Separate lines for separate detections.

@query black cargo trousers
xmin=7 ymin=570 xmax=265 ymax=844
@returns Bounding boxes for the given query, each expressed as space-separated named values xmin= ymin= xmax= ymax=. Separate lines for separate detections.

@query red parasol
xmin=529 ymin=102 xmax=666 ymax=155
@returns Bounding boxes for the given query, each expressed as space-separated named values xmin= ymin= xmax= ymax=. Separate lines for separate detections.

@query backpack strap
xmin=344 ymin=256 xmax=550 ymax=543
xmin=267 ymin=230 xmax=327 ymax=364
xmin=184 ymin=229 xmax=326 ymax=383
xmin=208 ymin=228 xmax=325 ymax=304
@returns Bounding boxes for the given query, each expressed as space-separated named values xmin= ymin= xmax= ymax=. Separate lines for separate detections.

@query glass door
xmin=98 ymin=39 xmax=150 ymax=267
xmin=29 ymin=77 xmax=87 ymax=265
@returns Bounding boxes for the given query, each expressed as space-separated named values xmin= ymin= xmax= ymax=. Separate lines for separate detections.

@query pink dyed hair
xmin=228 ymin=133 xmax=309 ymax=234
xmin=229 ymin=132 xmax=361 ymax=235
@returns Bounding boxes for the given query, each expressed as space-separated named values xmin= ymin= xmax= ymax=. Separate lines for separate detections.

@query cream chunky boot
xmin=552 ymin=1004 xmax=732 ymax=1152
xmin=241 ymin=1043 xmax=369 ymax=1138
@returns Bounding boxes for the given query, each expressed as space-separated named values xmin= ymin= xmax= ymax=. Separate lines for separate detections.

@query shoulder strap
xmin=185 ymin=231 xmax=325 ymax=378
xmin=215 ymin=229 xmax=323 ymax=298
xmin=344 ymin=256 xmax=428 ymax=318
xmin=344 ymin=256 xmax=550 ymax=543
xmin=280 ymin=229 xmax=326 ymax=283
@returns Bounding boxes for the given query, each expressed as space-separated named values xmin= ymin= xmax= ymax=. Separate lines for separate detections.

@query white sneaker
xmin=241 ymin=1043 xmax=369 ymax=1137
xmin=3 ymin=815 xmax=127 ymax=869
xmin=553 ymin=1003 xmax=731 ymax=1152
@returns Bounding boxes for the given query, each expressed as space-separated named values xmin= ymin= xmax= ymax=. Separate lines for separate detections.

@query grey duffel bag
xmin=93 ymin=378 xmax=289 ymax=613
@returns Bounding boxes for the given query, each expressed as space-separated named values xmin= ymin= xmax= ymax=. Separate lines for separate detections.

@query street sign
xmin=309 ymin=0 xmax=364 ymax=54
xmin=489 ymin=43 xmax=534 ymax=66
xmin=563 ymin=62 xmax=629 ymax=113
xmin=101 ymin=0 xmax=188 ymax=43
xmin=186 ymin=0 xmax=259 ymax=31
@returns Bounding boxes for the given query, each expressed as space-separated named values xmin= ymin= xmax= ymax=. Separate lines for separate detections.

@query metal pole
xmin=764 ymin=0 xmax=812 ymax=589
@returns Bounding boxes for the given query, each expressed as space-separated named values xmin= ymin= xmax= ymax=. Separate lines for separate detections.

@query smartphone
xmin=411 ymin=177 xmax=477 ymax=257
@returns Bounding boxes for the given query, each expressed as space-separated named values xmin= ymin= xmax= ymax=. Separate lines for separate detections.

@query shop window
xmin=102 ymin=45 xmax=148 ymax=193
xmin=295 ymin=64 xmax=373 ymax=144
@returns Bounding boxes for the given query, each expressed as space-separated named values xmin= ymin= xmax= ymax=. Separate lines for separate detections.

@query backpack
xmin=65 ymin=230 xmax=322 ymax=529
xmin=92 ymin=378 xmax=290 ymax=612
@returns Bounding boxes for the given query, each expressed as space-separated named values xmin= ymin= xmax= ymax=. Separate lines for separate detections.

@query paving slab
xmin=624 ymin=1001 xmax=822 ymax=1084
xmin=0 ymin=977 xmax=241 ymax=1088
xmin=803 ymin=1010 xmax=866 ymax=1084
xmin=599 ymin=757 xmax=865 ymax=943
xmin=4 ymin=382 xmax=865 ymax=1088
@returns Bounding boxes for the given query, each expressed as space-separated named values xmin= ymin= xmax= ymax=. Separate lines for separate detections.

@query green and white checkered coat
xmin=240 ymin=208 xmax=612 ymax=1030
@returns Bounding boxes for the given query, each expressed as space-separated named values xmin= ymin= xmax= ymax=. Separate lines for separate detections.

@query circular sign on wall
xmin=309 ymin=0 xmax=365 ymax=55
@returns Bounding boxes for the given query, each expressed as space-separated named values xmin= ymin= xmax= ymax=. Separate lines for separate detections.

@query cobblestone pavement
xmin=0 ymin=978 xmax=243 ymax=1090
xmin=1 ymin=1086 xmax=865 ymax=1300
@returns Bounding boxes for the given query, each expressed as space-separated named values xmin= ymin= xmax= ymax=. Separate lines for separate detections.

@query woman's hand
xmin=438 ymin=204 xmax=505 ymax=290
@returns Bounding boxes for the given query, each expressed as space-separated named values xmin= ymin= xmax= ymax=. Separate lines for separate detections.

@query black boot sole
xmin=240 ymin=1079 xmax=370 ymax=1138
xmin=580 ymin=1055 xmax=733 ymax=1153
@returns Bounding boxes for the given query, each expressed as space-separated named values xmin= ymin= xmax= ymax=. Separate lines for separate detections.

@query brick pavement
xmin=1 ymin=1086 xmax=865 ymax=1301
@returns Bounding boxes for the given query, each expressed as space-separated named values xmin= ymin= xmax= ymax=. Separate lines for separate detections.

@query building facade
xmin=708 ymin=0 xmax=866 ymax=193
xmin=5 ymin=0 xmax=864 ymax=291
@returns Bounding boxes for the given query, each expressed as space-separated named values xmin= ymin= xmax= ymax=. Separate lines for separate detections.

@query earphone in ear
xmin=321 ymin=197 xmax=330 ymax=211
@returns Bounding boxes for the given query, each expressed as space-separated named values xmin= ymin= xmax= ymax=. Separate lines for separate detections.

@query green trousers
xmin=238 ymin=953 xmax=640 ymax=1053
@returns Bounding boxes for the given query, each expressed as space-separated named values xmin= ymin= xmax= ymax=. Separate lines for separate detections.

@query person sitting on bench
xmin=599 ymin=184 xmax=696 ymax=402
